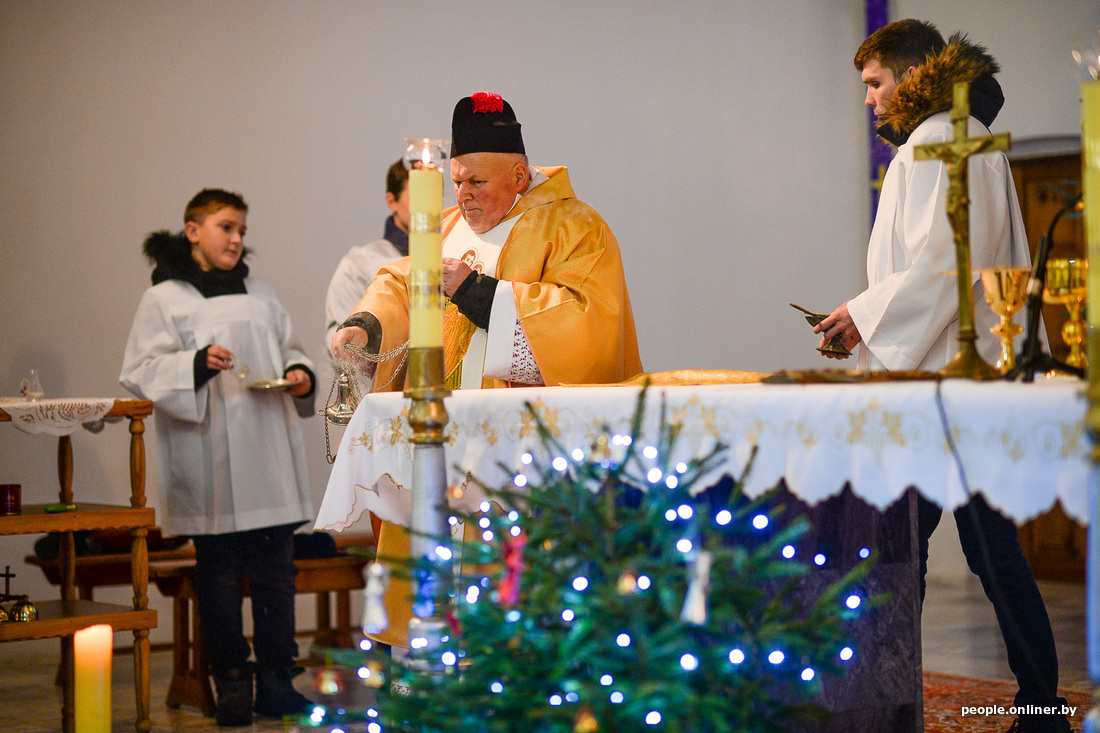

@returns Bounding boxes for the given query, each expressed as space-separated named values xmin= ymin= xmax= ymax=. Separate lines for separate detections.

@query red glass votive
xmin=0 ymin=484 xmax=21 ymax=515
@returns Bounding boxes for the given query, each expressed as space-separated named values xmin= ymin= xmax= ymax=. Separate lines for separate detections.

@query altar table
xmin=314 ymin=378 xmax=1091 ymax=732
xmin=315 ymin=378 xmax=1091 ymax=533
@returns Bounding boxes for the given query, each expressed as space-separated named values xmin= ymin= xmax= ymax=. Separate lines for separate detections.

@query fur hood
xmin=876 ymin=33 xmax=1003 ymax=147
xmin=142 ymin=229 xmax=250 ymax=294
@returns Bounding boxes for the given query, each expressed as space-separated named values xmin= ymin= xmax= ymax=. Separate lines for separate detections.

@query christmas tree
xmin=300 ymin=388 xmax=876 ymax=732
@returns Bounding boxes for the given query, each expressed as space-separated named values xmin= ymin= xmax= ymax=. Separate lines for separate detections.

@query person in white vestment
xmin=814 ymin=21 xmax=1070 ymax=733
xmin=119 ymin=189 xmax=315 ymax=727
xmin=323 ymin=159 xmax=410 ymax=360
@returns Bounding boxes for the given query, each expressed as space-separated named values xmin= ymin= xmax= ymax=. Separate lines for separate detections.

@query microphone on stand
xmin=1006 ymin=195 xmax=1084 ymax=382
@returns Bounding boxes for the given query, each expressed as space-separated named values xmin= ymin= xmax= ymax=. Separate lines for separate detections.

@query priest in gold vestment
xmin=331 ymin=92 xmax=642 ymax=646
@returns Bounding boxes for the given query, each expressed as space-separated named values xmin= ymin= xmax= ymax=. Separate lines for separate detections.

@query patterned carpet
xmin=923 ymin=672 xmax=1091 ymax=733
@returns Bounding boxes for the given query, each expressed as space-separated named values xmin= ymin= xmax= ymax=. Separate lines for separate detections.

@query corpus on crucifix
xmin=913 ymin=80 xmax=1010 ymax=379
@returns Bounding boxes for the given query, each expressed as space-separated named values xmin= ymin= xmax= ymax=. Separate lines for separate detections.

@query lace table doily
xmin=0 ymin=397 xmax=116 ymax=436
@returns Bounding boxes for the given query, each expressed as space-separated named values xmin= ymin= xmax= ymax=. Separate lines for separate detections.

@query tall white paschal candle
xmin=408 ymin=148 xmax=444 ymax=349
xmin=74 ymin=624 xmax=112 ymax=733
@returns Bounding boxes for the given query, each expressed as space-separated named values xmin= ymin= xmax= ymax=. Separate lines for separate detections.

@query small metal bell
xmin=10 ymin=596 xmax=37 ymax=622
xmin=325 ymin=369 xmax=360 ymax=426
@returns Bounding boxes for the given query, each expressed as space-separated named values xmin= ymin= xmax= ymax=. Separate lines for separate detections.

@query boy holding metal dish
xmin=120 ymin=188 xmax=315 ymax=726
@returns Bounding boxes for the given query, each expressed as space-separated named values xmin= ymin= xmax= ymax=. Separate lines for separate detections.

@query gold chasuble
xmin=351 ymin=166 xmax=642 ymax=648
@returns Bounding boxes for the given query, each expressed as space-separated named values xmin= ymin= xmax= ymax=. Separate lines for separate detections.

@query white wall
xmin=1 ymin=1 xmax=1095 ymax=644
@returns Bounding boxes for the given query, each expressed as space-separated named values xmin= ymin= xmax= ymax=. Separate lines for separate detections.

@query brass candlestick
xmin=1043 ymin=258 xmax=1088 ymax=369
xmin=979 ymin=267 xmax=1031 ymax=372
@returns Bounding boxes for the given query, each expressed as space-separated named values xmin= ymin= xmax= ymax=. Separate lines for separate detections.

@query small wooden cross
xmin=1 ymin=565 xmax=14 ymax=597
xmin=913 ymin=81 xmax=1010 ymax=378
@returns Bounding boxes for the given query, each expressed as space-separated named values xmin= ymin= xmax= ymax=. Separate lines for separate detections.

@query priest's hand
xmin=814 ymin=303 xmax=862 ymax=359
xmin=331 ymin=327 xmax=377 ymax=380
xmin=442 ymin=257 xmax=475 ymax=297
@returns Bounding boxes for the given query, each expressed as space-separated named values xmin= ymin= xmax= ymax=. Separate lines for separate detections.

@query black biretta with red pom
xmin=451 ymin=92 xmax=525 ymax=157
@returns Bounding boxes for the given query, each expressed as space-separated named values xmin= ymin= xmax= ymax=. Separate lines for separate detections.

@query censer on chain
xmin=323 ymin=314 xmax=384 ymax=428
xmin=322 ymin=315 xmax=409 ymax=462
xmin=325 ymin=365 xmax=362 ymax=426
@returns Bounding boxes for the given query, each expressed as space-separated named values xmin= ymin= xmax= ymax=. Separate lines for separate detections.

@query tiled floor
xmin=921 ymin=575 xmax=1089 ymax=689
xmin=0 ymin=576 xmax=1089 ymax=732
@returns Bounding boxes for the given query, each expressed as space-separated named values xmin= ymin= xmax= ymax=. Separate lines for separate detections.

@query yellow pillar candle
xmin=408 ymin=165 xmax=444 ymax=348
xmin=74 ymin=624 xmax=112 ymax=733
xmin=1086 ymin=80 xmax=1100 ymax=329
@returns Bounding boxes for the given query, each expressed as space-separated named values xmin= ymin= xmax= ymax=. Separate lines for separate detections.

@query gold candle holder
xmin=979 ymin=267 xmax=1031 ymax=373
xmin=1043 ymin=258 xmax=1089 ymax=369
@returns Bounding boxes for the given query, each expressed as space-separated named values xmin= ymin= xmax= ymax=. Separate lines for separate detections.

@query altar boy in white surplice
xmin=119 ymin=188 xmax=315 ymax=726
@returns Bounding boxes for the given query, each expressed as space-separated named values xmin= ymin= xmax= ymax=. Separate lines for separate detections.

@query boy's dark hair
xmin=184 ymin=188 xmax=248 ymax=225
xmin=854 ymin=18 xmax=946 ymax=80
xmin=385 ymin=159 xmax=409 ymax=199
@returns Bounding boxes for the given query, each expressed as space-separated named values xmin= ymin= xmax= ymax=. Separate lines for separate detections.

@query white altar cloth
xmin=0 ymin=397 xmax=115 ymax=435
xmin=314 ymin=379 xmax=1092 ymax=533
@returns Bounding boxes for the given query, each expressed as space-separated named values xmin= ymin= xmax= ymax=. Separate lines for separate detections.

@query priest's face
xmin=451 ymin=153 xmax=529 ymax=234
xmin=185 ymin=206 xmax=247 ymax=271
xmin=861 ymin=58 xmax=907 ymax=118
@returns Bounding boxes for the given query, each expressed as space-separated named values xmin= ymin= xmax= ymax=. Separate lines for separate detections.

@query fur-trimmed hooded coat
xmin=846 ymin=35 xmax=1033 ymax=372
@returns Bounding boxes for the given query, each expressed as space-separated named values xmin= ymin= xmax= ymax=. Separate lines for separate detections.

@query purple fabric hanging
xmin=866 ymin=0 xmax=892 ymax=219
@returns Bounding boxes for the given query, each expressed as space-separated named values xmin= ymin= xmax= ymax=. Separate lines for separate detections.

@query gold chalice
xmin=1042 ymin=258 xmax=1088 ymax=369
xmin=979 ymin=267 xmax=1031 ymax=373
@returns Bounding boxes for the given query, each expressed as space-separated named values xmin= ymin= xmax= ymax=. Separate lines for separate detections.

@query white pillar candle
xmin=74 ymin=624 xmax=112 ymax=733
xmin=408 ymin=162 xmax=444 ymax=349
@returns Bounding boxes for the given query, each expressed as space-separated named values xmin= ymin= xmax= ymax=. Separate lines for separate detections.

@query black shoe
xmin=211 ymin=664 xmax=253 ymax=727
xmin=254 ymin=665 xmax=312 ymax=719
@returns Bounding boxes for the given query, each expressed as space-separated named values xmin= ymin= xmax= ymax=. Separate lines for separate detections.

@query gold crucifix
xmin=913 ymin=81 xmax=1010 ymax=379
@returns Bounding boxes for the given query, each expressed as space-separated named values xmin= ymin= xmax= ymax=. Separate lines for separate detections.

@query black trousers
xmin=918 ymin=494 xmax=1062 ymax=710
xmin=191 ymin=523 xmax=300 ymax=673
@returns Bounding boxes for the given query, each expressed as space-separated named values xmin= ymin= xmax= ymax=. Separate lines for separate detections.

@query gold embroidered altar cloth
xmin=314 ymin=379 xmax=1090 ymax=532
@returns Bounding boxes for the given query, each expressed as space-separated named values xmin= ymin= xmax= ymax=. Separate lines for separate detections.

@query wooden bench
xmin=26 ymin=536 xmax=374 ymax=717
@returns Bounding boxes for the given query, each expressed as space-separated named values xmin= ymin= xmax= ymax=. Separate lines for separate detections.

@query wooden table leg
xmin=315 ymin=591 xmax=334 ymax=647
xmin=163 ymin=574 xmax=215 ymax=717
xmin=335 ymin=590 xmax=353 ymax=648
xmin=61 ymin=635 xmax=75 ymax=733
